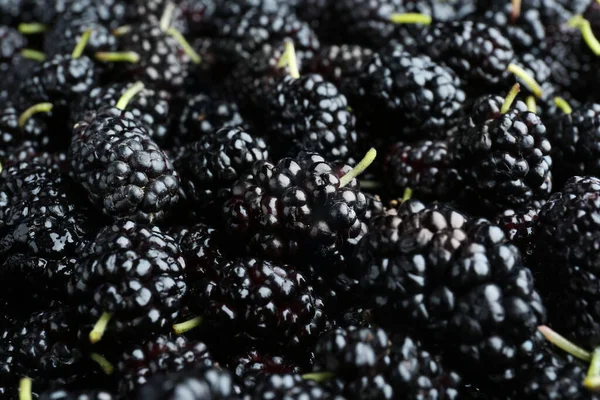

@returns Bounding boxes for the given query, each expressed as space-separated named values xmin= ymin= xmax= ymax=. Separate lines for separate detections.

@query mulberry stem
xmin=89 ymin=312 xmax=112 ymax=344
xmin=507 ymin=64 xmax=542 ymax=98
xmin=90 ymin=353 xmax=115 ymax=375
xmin=160 ymin=2 xmax=177 ymax=31
xmin=18 ymin=103 xmax=53 ymax=127
xmin=510 ymin=0 xmax=521 ymax=22
xmin=584 ymin=348 xmax=600 ymax=389
xmin=116 ymin=82 xmax=145 ymax=111
xmin=173 ymin=316 xmax=204 ymax=334
xmin=554 ymin=97 xmax=573 ymax=114
xmin=500 ymin=83 xmax=520 ymax=114
xmin=20 ymin=49 xmax=46 ymax=62
xmin=538 ymin=325 xmax=591 ymax=362
xmin=339 ymin=148 xmax=377 ymax=188
xmin=389 ymin=13 xmax=432 ymax=24
xmin=19 ymin=377 xmax=32 ymax=400
xmin=18 ymin=22 xmax=47 ymax=34
xmin=72 ymin=28 xmax=93 ymax=59
xmin=166 ymin=27 xmax=201 ymax=64
xmin=402 ymin=187 xmax=413 ymax=202
xmin=95 ymin=51 xmax=141 ymax=63
xmin=302 ymin=372 xmax=335 ymax=382
xmin=277 ymin=41 xmax=300 ymax=79
xmin=526 ymin=96 xmax=537 ymax=113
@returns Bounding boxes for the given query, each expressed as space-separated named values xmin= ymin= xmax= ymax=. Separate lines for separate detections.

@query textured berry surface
xmin=67 ymin=220 xmax=187 ymax=339
xmin=345 ymin=44 xmax=466 ymax=140
xmin=69 ymin=110 xmax=180 ymax=223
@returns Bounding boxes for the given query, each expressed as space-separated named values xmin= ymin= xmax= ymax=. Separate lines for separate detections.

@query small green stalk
xmin=584 ymin=348 xmax=600 ymax=389
xmin=507 ymin=64 xmax=542 ymax=98
xmin=89 ymin=312 xmax=112 ymax=344
xmin=538 ymin=325 xmax=591 ymax=362
xmin=90 ymin=353 xmax=115 ymax=375
xmin=402 ymin=187 xmax=413 ymax=202
xmin=95 ymin=51 xmax=141 ymax=63
xmin=160 ymin=2 xmax=177 ymax=31
xmin=71 ymin=28 xmax=93 ymax=59
xmin=389 ymin=13 xmax=432 ymax=25
xmin=166 ymin=27 xmax=201 ymax=64
xmin=173 ymin=316 xmax=204 ymax=334
xmin=554 ymin=97 xmax=573 ymax=115
xmin=339 ymin=148 xmax=377 ymax=188
xmin=18 ymin=22 xmax=47 ymax=34
xmin=19 ymin=377 xmax=32 ymax=400
xmin=500 ymin=83 xmax=521 ymax=114
xmin=302 ymin=372 xmax=335 ymax=382
xmin=115 ymin=82 xmax=145 ymax=111
xmin=277 ymin=41 xmax=300 ymax=79
xmin=18 ymin=103 xmax=53 ymax=128
xmin=20 ymin=49 xmax=46 ymax=62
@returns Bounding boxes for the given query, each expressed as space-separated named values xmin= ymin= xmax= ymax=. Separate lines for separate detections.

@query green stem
xmin=116 ymin=82 xmax=145 ymax=111
xmin=554 ymin=97 xmax=573 ymax=114
xmin=112 ymin=25 xmax=132 ymax=37
xmin=389 ymin=13 xmax=432 ymax=24
xmin=18 ymin=103 xmax=53 ymax=127
xmin=302 ymin=372 xmax=335 ymax=382
xmin=72 ymin=28 xmax=93 ymax=59
xmin=581 ymin=19 xmax=600 ymax=55
xmin=18 ymin=22 xmax=47 ymax=34
xmin=19 ymin=377 xmax=32 ymax=400
xmin=89 ymin=312 xmax=112 ymax=344
xmin=160 ymin=2 xmax=177 ymax=31
xmin=20 ymin=49 xmax=46 ymax=62
xmin=166 ymin=27 xmax=201 ymax=64
xmin=500 ymin=83 xmax=521 ymax=114
xmin=339 ymin=148 xmax=377 ymax=188
xmin=402 ymin=187 xmax=413 ymax=202
xmin=525 ymin=95 xmax=537 ymax=114
xmin=95 ymin=51 xmax=141 ymax=63
xmin=538 ymin=325 xmax=591 ymax=362
xmin=173 ymin=316 xmax=204 ymax=334
xmin=507 ymin=64 xmax=542 ymax=98
xmin=90 ymin=353 xmax=115 ymax=375
xmin=584 ymin=348 xmax=600 ymax=389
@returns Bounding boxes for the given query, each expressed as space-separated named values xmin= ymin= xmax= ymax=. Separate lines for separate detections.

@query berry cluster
xmin=3 ymin=0 xmax=600 ymax=399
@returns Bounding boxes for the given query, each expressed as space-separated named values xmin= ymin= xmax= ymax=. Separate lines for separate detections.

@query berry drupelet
xmin=135 ymin=366 xmax=238 ymax=400
xmin=175 ymin=93 xmax=245 ymax=146
xmin=117 ymin=334 xmax=213 ymax=396
xmin=222 ymin=150 xmax=369 ymax=265
xmin=252 ymin=373 xmax=336 ymax=399
xmin=103 ymin=23 xmax=198 ymax=90
xmin=547 ymin=102 xmax=600 ymax=188
xmin=208 ymin=7 xmax=320 ymax=66
xmin=494 ymin=207 xmax=539 ymax=258
xmin=228 ymin=349 xmax=302 ymax=392
xmin=266 ymin=72 xmax=358 ymax=161
xmin=383 ymin=139 xmax=462 ymax=201
xmin=417 ymin=21 xmax=515 ymax=90
xmin=452 ymin=86 xmax=552 ymax=215
xmin=388 ymin=332 xmax=462 ymax=399
xmin=189 ymin=256 xmax=329 ymax=351
xmin=17 ymin=33 xmax=99 ymax=110
xmin=0 ymin=306 xmax=101 ymax=394
xmin=531 ymin=176 xmax=600 ymax=352
xmin=314 ymin=327 xmax=391 ymax=381
xmin=67 ymin=220 xmax=187 ymax=343
xmin=69 ymin=83 xmax=180 ymax=223
xmin=0 ymin=155 xmax=99 ymax=311
xmin=175 ymin=126 xmax=269 ymax=218
xmin=353 ymin=200 xmax=546 ymax=385
xmin=344 ymin=44 xmax=466 ymax=141
xmin=38 ymin=389 xmax=116 ymax=400
xmin=308 ymin=44 xmax=374 ymax=89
